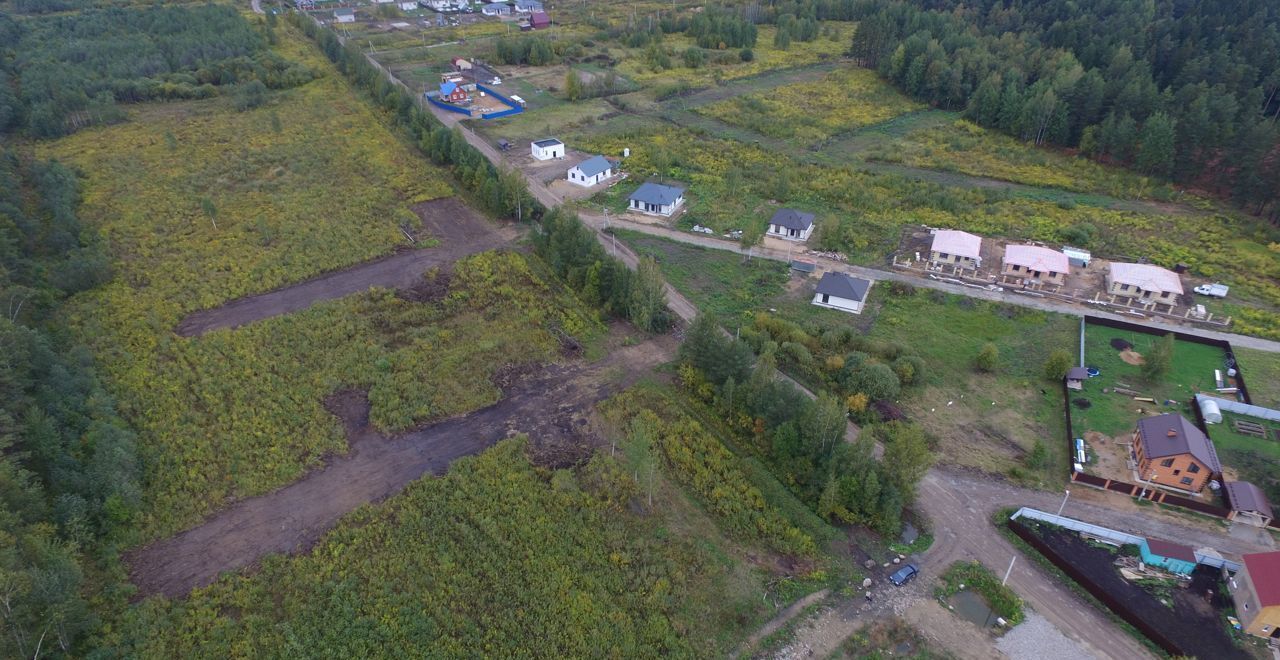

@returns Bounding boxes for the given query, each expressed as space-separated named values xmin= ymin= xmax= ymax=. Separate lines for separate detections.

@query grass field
xmin=618 ymin=233 xmax=1073 ymax=483
xmin=1070 ymin=325 xmax=1225 ymax=441
xmin=38 ymin=24 xmax=608 ymax=541
xmin=1238 ymin=348 xmax=1280 ymax=408
xmin=113 ymin=382 xmax=847 ymax=656
xmin=696 ymin=67 xmax=924 ymax=146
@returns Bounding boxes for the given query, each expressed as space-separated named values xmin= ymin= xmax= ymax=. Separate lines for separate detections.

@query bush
xmin=739 ymin=48 xmax=754 ymax=62
xmin=1043 ymin=349 xmax=1073 ymax=381
xmin=975 ymin=342 xmax=999 ymax=372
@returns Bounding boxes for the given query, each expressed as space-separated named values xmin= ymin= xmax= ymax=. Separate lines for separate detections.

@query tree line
xmin=847 ymin=0 xmax=1280 ymax=217
xmin=677 ymin=315 xmax=932 ymax=535
xmin=0 ymin=5 xmax=316 ymax=137
xmin=0 ymin=150 xmax=142 ymax=658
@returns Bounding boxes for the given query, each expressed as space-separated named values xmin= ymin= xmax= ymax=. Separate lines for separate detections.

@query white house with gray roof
xmin=628 ymin=182 xmax=684 ymax=217
xmin=530 ymin=138 xmax=564 ymax=161
xmin=811 ymin=272 xmax=872 ymax=314
xmin=767 ymin=208 xmax=815 ymax=242
xmin=567 ymin=155 xmax=614 ymax=187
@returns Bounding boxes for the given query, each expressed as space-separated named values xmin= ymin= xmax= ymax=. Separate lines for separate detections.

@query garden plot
xmin=1071 ymin=324 xmax=1229 ymax=484
xmin=1207 ymin=409 xmax=1280 ymax=508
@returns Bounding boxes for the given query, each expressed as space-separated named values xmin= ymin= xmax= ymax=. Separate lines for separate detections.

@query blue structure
xmin=476 ymin=84 xmax=524 ymax=119
xmin=1139 ymin=538 xmax=1198 ymax=575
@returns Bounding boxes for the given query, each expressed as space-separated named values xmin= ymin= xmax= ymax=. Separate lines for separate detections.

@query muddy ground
xmin=177 ymin=198 xmax=513 ymax=336
xmin=126 ymin=328 xmax=677 ymax=599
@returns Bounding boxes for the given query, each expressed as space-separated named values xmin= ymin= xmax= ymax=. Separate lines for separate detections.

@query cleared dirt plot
xmin=696 ymin=67 xmax=924 ymax=146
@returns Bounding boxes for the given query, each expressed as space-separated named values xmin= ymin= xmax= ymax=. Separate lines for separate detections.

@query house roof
xmin=1004 ymin=244 xmax=1070 ymax=274
xmin=630 ymin=182 xmax=685 ymax=205
xmin=334 ymin=7 xmax=355 ymax=15
xmin=532 ymin=138 xmax=562 ymax=148
xmin=1145 ymin=538 xmax=1197 ymax=563
xmin=1109 ymin=262 xmax=1184 ymax=295
xmin=815 ymin=272 xmax=872 ymax=303
xmin=530 ymin=11 xmax=549 ymax=24
xmin=440 ymin=81 xmax=458 ymax=95
xmin=1226 ymin=481 xmax=1274 ymax=519
xmin=1066 ymin=366 xmax=1089 ymax=380
xmin=770 ymin=208 xmax=815 ymax=231
xmin=573 ymin=155 xmax=612 ymax=178
xmin=515 ymin=0 xmax=541 ymax=7
xmin=1136 ymin=413 xmax=1221 ymax=473
xmin=1243 ymin=552 xmax=1280 ymax=607
xmin=931 ymin=230 xmax=982 ymax=259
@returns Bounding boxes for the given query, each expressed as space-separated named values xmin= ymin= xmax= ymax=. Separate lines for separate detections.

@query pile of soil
xmin=1073 ymin=398 xmax=1092 ymax=409
xmin=1119 ymin=349 xmax=1145 ymax=366
xmin=1110 ymin=338 xmax=1133 ymax=351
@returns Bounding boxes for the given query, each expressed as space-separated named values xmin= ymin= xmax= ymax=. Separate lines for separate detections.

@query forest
xmin=846 ymin=0 xmax=1280 ymax=217
xmin=0 ymin=4 xmax=315 ymax=136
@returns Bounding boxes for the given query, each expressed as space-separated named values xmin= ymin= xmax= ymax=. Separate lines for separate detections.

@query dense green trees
xmin=0 ymin=5 xmax=315 ymax=137
xmin=0 ymin=152 xmax=140 ymax=658
xmin=846 ymin=0 xmax=1280 ymax=218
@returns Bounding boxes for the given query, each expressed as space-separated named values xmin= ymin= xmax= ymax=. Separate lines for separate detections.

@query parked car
xmin=1193 ymin=283 xmax=1229 ymax=298
xmin=888 ymin=563 xmax=919 ymax=586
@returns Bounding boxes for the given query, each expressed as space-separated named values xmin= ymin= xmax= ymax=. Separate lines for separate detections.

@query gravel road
xmin=997 ymin=612 xmax=1098 ymax=660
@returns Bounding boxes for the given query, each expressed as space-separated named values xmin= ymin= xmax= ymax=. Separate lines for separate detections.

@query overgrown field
xmin=38 ymin=25 xmax=600 ymax=541
xmin=111 ymin=438 xmax=797 ymax=656
xmin=696 ymin=67 xmax=923 ymax=145
xmin=867 ymin=119 xmax=1177 ymax=200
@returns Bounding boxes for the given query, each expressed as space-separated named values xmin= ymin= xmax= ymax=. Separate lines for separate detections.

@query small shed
xmin=1062 ymin=246 xmax=1091 ymax=268
xmin=334 ymin=7 xmax=356 ymax=22
xmin=1139 ymin=538 xmax=1198 ymax=575
xmin=1065 ymin=366 xmax=1089 ymax=391
xmin=531 ymin=138 xmax=564 ymax=160
xmin=451 ymin=57 xmax=473 ymax=72
xmin=529 ymin=11 xmax=550 ymax=28
xmin=1226 ymin=481 xmax=1274 ymax=528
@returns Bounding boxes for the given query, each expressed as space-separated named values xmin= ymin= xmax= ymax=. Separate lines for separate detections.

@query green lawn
xmin=1237 ymin=347 xmax=1280 ymax=409
xmin=1071 ymin=325 xmax=1226 ymax=439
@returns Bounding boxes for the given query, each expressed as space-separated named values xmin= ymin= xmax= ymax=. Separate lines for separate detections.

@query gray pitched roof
xmin=1226 ymin=481 xmax=1274 ymax=518
xmin=334 ymin=7 xmax=355 ymax=15
xmin=533 ymin=138 xmax=562 ymax=148
xmin=770 ymin=208 xmax=815 ymax=231
xmin=1137 ymin=413 xmax=1221 ymax=473
xmin=573 ymin=155 xmax=612 ymax=178
xmin=629 ymin=182 xmax=684 ymax=205
xmin=815 ymin=272 xmax=871 ymax=302
xmin=1066 ymin=367 xmax=1089 ymax=380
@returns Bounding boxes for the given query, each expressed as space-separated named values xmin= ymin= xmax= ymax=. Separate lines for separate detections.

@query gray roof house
xmin=628 ymin=182 xmax=685 ymax=217
xmin=575 ymin=155 xmax=612 ymax=178
xmin=768 ymin=208 xmax=816 ymax=241
xmin=1226 ymin=481 xmax=1275 ymax=527
xmin=812 ymin=272 xmax=872 ymax=314
xmin=515 ymin=0 xmax=543 ymax=11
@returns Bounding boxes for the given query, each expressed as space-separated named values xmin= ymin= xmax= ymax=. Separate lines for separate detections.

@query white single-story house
xmin=929 ymin=229 xmax=982 ymax=269
xmin=767 ymin=208 xmax=816 ymax=242
xmin=514 ymin=0 xmax=542 ymax=11
xmin=398 ymin=1 xmax=418 ymax=10
xmin=811 ymin=272 xmax=873 ymax=315
xmin=1002 ymin=244 xmax=1071 ymax=286
xmin=567 ymin=155 xmax=614 ymax=187
xmin=1107 ymin=262 xmax=1184 ymax=304
xmin=628 ymin=182 xmax=685 ymax=217
xmin=481 ymin=2 xmax=512 ymax=15
xmin=531 ymin=138 xmax=564 ymax=161
xmin=334 ymin=7 xmax=356 ymax=22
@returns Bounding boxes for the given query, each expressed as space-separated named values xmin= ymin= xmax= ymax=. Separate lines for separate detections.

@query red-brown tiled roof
xmin=1243 ymin=551 xmax=1280 ymax=607
xmin=1145 ymin=538 xmax=1197 ymax=563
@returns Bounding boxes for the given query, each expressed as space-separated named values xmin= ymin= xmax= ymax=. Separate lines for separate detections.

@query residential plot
xmin=696 ymin=67 xmax=924 ymax=146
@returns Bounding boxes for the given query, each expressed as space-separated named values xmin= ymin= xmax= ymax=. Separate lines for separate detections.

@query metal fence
xmin=1010 ymin=507 xmax=1241 ymax=572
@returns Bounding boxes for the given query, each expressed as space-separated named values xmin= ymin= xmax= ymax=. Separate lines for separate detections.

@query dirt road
xmin=177 ymin=198 xmax=509 ymax=336
xmin=127 ymin=334 xmax=675 ymax=599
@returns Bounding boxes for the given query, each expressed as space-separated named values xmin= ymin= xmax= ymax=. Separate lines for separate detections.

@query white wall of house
xmin=568 ymin=166 xmax=612 ymax=187
xmin=531 ymin=142 xmax=564 ymax=160
xmin=399 ymin=1 xmax=418 ymax=9
xmin=335 ymin=12 xmax=356 ymax=22
xmin=811 ymin=293 xmax=862 ymax=314
xmin=768 ymin=223 xmax=814 ymax=242
xmin=629 ymin=196 xmax=682 ymax=217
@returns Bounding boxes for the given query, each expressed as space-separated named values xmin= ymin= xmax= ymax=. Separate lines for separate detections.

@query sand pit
xmin=1119 ymin=349 xmax=1145 ymax=365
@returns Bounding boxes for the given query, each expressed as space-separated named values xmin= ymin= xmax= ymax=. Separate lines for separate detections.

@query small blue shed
xmin=1139 ymin=538 xmax=1197 ymax=575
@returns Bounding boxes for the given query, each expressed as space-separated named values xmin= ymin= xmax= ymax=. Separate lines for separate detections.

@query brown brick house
xmin=1131 ymin=413 xmax=1220 ymax=493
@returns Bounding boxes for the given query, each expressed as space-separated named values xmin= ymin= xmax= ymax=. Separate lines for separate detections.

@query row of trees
xmin=1 ymin=6 xmax=314 ymax=137
xmin=0 ymin=151 xmax=142 ymax=658
xmin=848 ymin=0 xmax=1280 ymax=216
xmin=678 ymin=315 xmax=932 ymax=535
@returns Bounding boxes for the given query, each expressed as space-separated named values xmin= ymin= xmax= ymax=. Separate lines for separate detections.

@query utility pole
xmin=1056 ymin=488 xmax=1071 ymax=516
xmin=1002 ymin=556 xmax=1017 ymax=586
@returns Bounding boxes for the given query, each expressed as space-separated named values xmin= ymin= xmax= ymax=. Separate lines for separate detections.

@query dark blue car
xmin=888 ymin=563 xmax=919 ymax=586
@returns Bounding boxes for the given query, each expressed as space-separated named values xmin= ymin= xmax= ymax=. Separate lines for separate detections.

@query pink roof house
xmin=1107 ymin=262 xmax=1183 ymax=304
xmin=929 ymin=230 xmax=983 ymax=269
xmin=1003 ymin=244 xmax=1071 ymax=285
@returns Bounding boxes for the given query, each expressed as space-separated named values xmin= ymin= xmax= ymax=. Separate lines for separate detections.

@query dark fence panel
xmin=425 ymin=94 xmax=471 ymax=116
xmin=1157 ymin=492 xmax=1231 ymax=517
xmin=1062 ymin=380 xmax=1076 ymax=473
xmin=1083 ymin=316 xmax=1251 ymax=404
xmin=1106 ymin=480 xmax=1136 ymax=495
xmin=1007 ymin=519 xmax=1184 ymax=657
xmin=1071 ymin=471 xmax=1108 ymax=487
